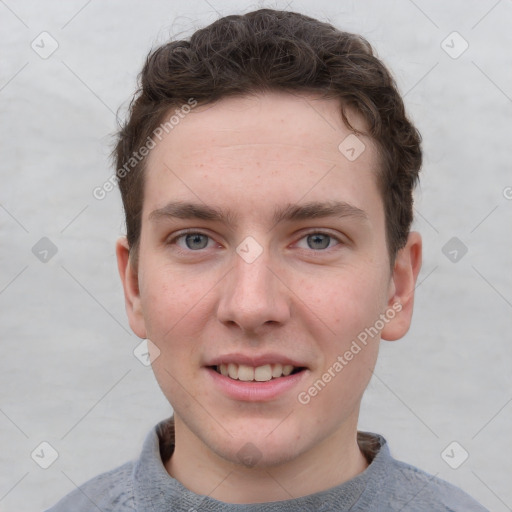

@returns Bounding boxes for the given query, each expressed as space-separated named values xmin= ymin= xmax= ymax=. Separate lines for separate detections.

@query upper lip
xmin=204 ymin=353 xmax=308 ymax=368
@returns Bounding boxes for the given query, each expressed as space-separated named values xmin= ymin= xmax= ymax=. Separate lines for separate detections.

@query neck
xmin=164 ymin=416 xmax=369 ymax=503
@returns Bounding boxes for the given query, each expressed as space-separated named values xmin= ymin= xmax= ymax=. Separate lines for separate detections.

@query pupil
xmin=186 ymin=234 xmax=208 ymax=250
xmin=307 ymin=234 xmax=330 ymax=250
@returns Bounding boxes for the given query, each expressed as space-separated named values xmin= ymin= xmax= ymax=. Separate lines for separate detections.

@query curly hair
xmin=112 ymin=8 xmax=422 ymax=264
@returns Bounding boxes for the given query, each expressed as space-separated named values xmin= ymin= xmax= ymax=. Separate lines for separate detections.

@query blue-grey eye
xmin=306 ymin=233 xmax=331 ymax=250
xmin=185 ymin=233 xmax=209 ymax=250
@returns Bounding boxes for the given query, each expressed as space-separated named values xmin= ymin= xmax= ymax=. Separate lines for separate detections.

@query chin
xmin=223 ymin=441 xmax=303 ymax=469
xmin=206 ymin=421 xmax=308 ymax=469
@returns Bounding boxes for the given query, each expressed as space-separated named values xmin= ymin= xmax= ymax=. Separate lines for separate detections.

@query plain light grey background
xmin=1 ymin=0 xmax=511 ymax=510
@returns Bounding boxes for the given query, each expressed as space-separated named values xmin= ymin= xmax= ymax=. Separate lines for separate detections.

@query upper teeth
xmin=217 ymin=363 xmax=295 ymax=382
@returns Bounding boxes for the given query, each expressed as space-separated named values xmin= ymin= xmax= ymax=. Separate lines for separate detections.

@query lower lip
xmin=204 ymin=367 xmax=308 ymax=402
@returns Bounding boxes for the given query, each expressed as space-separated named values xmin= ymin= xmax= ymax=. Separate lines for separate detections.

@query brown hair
xmin=113 ymin=8 xmax=422 ymax=265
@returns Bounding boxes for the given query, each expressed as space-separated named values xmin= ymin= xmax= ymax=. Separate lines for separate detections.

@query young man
xmin=47 ymin=8 xmax=488 ymax=511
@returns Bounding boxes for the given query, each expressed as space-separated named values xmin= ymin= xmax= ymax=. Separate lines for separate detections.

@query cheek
xmin=301 ymin=268 xmax=387 ymax=342
xmin=301 ymin=276 xmax=382 ymax=417
xmin=140 ymin=262 xmax=210 ymax=335
xmin=142 ymin=270 xmax=207 ymax=399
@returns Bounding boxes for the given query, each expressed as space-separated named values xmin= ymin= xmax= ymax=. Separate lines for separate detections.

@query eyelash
xmin=167 ymin=229 xmax=344 ymax=253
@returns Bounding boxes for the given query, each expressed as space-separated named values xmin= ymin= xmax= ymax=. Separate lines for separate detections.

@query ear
xmin=116 ymin=236 xmax=147 ymax=339
xmin=381 ymin=231 xmax=422 ymax=341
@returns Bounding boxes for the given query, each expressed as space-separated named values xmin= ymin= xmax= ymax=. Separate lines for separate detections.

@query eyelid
xmin=294 ymin=229 xmax=345 ymax=245
xmin=165 ymin=228 xmax=347 ymax=251
xmin=166 ymin=229 xmax=219 ymax=249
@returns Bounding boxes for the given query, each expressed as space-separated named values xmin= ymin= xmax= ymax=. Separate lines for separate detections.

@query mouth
xmin=209 ymin=363 xmax=306 ymax=382
xmin=204 ymin=354 xmax=310 ymax=401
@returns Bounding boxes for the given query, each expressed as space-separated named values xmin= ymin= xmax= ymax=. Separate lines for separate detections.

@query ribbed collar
xmin=133 ymin=417 xmax=390 ymax=511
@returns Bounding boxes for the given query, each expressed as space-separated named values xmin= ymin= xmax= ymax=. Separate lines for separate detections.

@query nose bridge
xmin=217 ymin=245 xmax=289 ymax=331
xmin=236 ymin=251 xmax=272 ymax=297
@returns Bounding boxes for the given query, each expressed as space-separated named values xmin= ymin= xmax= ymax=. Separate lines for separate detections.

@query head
xmin=115 ymin=8 xmax=422 ymax=474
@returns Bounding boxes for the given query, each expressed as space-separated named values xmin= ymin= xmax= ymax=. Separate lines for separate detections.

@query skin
xmin=116 ymin=91 xmax=422 ymax=503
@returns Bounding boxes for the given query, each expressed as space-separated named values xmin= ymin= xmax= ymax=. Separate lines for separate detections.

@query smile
xmin=212 ymin=363 xmax=304 ymax=382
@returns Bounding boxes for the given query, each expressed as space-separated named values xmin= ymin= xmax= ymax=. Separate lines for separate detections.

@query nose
xmin=216 ymin=249 xmax=291 ymax=334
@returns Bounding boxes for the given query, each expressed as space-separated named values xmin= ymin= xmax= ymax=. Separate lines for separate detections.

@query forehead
xmin=149 ymin=92 xmax=374 ymax=162
xmin=142 ymin=92 xmax=382 ymax=221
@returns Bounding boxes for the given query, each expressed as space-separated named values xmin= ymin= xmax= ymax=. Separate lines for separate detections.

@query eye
xmin=174 ymin=232 xmax=214 ymax=250
xmin=296 ymin=232 xmax=341 ymax=251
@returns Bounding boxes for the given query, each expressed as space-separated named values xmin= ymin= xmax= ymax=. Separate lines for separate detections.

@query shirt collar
xmin=133 ymin=416 xmax=391 ymax=511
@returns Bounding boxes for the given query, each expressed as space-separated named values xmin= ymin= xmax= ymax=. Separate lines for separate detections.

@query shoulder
xmin=45 ymin=418 xmax=172 ymax=511
xmin=355 ymin=432 xmax=488 ymax=512
xmin=382 ymin=456 xmax=489 ymax=511
xmin=44 ymin=460 xmax=136 ymax=512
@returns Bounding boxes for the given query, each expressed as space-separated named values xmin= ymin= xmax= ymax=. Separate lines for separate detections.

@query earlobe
xmin=115 ymin=237 xmax=147 ymax=339
xmin=381 ymin=231 xmax=422 ymax=341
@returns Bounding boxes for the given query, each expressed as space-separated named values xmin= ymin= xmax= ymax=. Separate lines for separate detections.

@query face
xmin=117 ymin=91 xmax=421 ymax=469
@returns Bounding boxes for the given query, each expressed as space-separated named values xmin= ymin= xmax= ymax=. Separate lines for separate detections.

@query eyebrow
xmin=148 ymin=202 xmax=236 ymax=224
xmin=273 ymin=201 xmax=368 ymax=224
xmin=148 ymin=200 xmax=368 ymax=226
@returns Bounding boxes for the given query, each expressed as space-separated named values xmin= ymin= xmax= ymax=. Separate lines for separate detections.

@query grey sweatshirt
xmin=45 ymin=417 xmax=488 ymax=511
